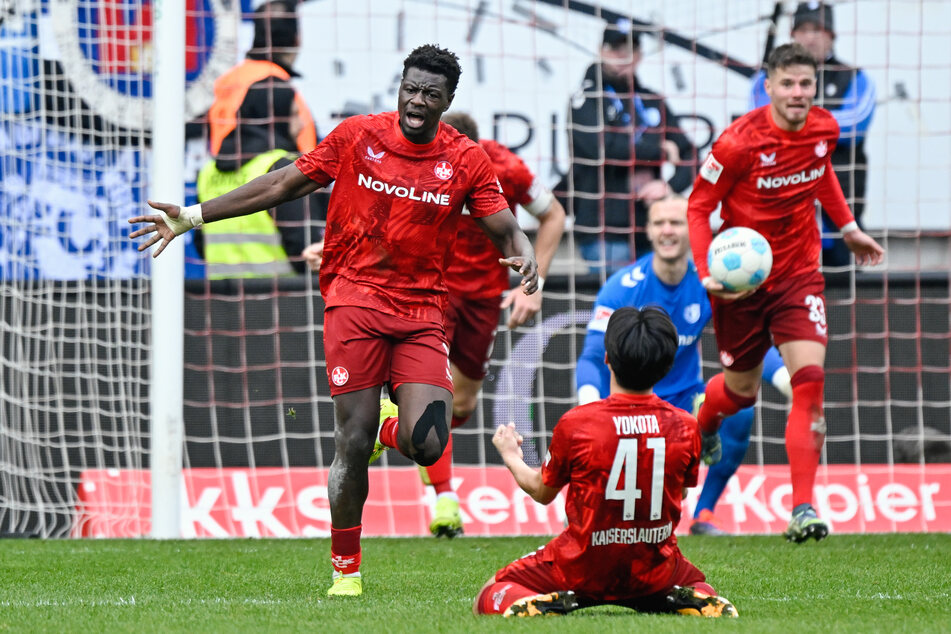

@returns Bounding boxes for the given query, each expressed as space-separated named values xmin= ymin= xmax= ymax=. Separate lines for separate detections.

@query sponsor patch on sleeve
xmin=699 ymin=153 xmax=724 ymax=185
xmin=587 ymin=305 xmax=614 ymax=331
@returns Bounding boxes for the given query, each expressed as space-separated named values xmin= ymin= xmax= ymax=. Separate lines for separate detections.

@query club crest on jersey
xmin=434 ymin=160 xmax=453 ymax=180
xmin=684 ymin=303 xmax=701 ymax=324
xmin=700 ymin=153 xmax=723 ymax=184
xmin=331 ymin=366 xmax=349 ymax=386
xmin=815 ymin=141 xmax=828 ymax=157
xmin=759 ymin=152 xmax=776 ymax=166
xmin=365 ymin=146 xmax=385 ymax=163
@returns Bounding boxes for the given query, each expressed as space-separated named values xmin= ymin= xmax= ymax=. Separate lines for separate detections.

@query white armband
xmin=839 ymin=221 xmax=858 ymax=234
xmin=537 ymin=276 xmax=545 ymax=292
xmin=523 ymin=186 xmax=555 ymax=218
xmin=161 ymin=203 xmax=204 ymax=235
xmin=577 ymin=384 xmax=601 ymax=405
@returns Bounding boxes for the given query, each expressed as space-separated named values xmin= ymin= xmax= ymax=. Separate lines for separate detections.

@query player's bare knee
xmin=408 ymin=400 xmax=449 ymax=466
xmin=452 ymin=394 xmax=478 ymax=421
xmin=335 ymin=419 xmax=377 ymax=463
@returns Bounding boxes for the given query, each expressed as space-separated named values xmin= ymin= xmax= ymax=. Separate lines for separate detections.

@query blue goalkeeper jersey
xmin=576 ymin=253 xmax=712 ymax=411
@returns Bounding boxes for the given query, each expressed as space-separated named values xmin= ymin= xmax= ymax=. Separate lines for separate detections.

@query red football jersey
xmin=295 ymin=112 xmax=508 ymax=323
xmin=444 ymin=139 xmax=538 ymax=299
xmin=688 ymin=106 xmax=854 ymax=289
xmin=539 ymin=393 xmax=701 ymax=600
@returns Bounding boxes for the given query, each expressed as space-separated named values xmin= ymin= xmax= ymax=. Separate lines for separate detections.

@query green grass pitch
xmin=1 ymin=534 xmax=949 ymax=632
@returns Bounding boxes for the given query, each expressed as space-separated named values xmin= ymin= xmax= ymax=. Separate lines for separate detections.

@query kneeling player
xmin=474 ymin=306 xmax=737 ymax=618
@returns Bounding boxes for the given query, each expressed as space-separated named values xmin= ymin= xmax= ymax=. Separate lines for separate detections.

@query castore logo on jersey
xmin=365 ymin=146 xmax=385 ymax=163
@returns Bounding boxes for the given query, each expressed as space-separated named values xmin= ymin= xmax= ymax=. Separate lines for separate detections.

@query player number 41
xmin=605 ymin=438 xmax=666 ymax=521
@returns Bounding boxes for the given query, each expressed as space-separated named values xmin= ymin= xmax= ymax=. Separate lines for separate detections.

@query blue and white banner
xmin=0 ymin=0 xmax=238 ymax=280
xmin=0 ymin=120 xmax=147 ymax=279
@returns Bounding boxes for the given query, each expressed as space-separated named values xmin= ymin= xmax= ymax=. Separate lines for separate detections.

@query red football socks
xmin=450 ymin=413 xmax=468 ymax=430
xmin=475 ymin=581 xmax=540 ymax=615
xmin=422 ymin=433 xmax=454 ymax=494
xmin=697 ymin=373 xmax=757 ymax=434
xmin=378 ymin=414 xmax=400 ymax=450
xmin=786 ymin=365 xmax=826 ymax=508
xmin=330 ymin=525 xmax=362 ymax=575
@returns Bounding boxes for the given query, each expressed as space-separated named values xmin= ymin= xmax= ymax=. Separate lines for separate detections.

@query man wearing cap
xmin=567 ymin=20 xmax=697 ymax=275
xmin=749 ymin=1 xmax=876 ymax=268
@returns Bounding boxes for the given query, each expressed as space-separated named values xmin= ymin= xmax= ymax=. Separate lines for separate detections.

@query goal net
xmin=1 ymin=0 xmax=949 ymax=538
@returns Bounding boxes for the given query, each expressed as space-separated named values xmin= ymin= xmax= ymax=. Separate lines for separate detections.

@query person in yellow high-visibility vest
xmin=195 ymin=0 xmax=322 ymax=278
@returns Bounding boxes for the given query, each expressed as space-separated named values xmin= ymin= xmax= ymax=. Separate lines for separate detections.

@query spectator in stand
xmin=129 ymin=44 xmax=538 ymax=597
xmin=475 ymin=306 xmax=738 ymax=619
xmin=749 ymin=1 xmax=876 ymax=267
xmin=567 ymin=19 xmax=696 ymax=275
xmin=195 ymin=0 xmax=321 ymax=278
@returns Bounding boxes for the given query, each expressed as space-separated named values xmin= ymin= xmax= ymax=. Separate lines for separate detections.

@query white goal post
xmin=149 ymin=0 xmax=186 ymax=538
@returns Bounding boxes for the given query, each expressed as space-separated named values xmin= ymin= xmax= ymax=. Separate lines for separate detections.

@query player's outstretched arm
xmin=492 ymin=423 xmax=559 ymax=504
xmin=128 ymin=201 xmax=202 ymax=257
xmin=474 ymin=210 xmax=539 ymax=294
xmin=128 ymin=164 xmax=319 ymax=257
xmin=842 ymin=228 xmax=885 ymax=266
xmin=500 ymin=198 xmax=565 ymax=328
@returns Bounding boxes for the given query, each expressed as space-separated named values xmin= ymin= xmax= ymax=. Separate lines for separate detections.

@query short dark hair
xmin=604 ymin=306 xmax=677 ymax=392
xmin=402 ymin=44 xmax=462 ymax=95
xmin=252 ymin=0 xmax=299 ymax=52
xmin=766 ymin=42 xmax=817 ymax=77
xmin=441 ymin=111 xmax=479 ymax=142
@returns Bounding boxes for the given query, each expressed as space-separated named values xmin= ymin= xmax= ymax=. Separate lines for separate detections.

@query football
xmin=707 ymin=227 xmax=773 ymax=292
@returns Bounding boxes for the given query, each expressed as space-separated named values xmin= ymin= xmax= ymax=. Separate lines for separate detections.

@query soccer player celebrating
xmin=303 ymin=112 xmax=564 ymax=538
xmin=129 ymin=44 xmax=537 ymax=596
xmin=475 ymin=306 xmax=737 ymax=618
xmin=687 ymin=43 xmax=883 ymax=542
xmin=414 ymin=111 xmax=564 ymax=537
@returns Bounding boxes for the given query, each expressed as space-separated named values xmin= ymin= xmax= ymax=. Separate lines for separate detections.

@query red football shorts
xmin=495 ymin=546 xmax=706 ymax=610
xmin=323 ymin=306 xmax=453 ymax=396
xmin=444 ymin=293 xmax=500 ymax=380
xmin=712 ymin=269 xmax=828 ymax=372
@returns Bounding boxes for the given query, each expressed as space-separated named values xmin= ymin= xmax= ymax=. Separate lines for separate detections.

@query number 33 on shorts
xmin=805 ymin=294 xmax=827 ymax=337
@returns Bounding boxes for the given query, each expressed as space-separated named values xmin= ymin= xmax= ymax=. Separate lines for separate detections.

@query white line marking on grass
xmin=756 ymin=592 xmax=950 ymax=602
xmin=0 ymin=597 xmax=297 ymax=608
